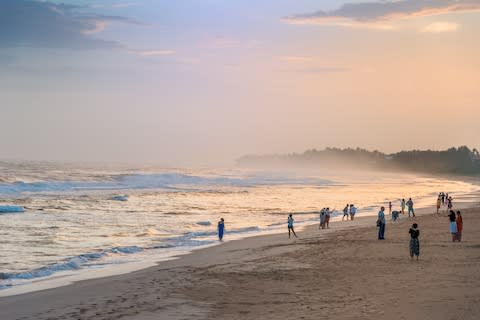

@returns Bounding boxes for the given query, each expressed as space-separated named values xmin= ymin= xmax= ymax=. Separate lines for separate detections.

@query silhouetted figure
xmin=409 ymin=223 xmax=420 ymax=260
xmin=342 ymin=204 xmax=349 ymax=221
xmin=377 ymin=206 xmax=386 ymax=240
xmin=218 ymin=218 xmax=225 ymax=241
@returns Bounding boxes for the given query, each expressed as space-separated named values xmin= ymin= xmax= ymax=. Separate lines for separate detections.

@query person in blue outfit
xmin=288 ymin=214 xmax=298 ymax=238
xmin=377 ymin=206 xmax=386 ymax=240
xmin=406 ymin=198 xmax=415 ymax=218
xmin=349 ymin=204 xmax=357 ymax=221
xmin=392 ymin=210 xmax=400 ymax=222
xmin=218 ymin=218 xmax=225 ymax=241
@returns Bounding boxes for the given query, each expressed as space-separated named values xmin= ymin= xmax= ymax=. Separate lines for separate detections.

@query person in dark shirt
xmin=218 ymin=218 xmax=225 ymax=241
xmin=448 ymin=210 xmax=457 ymax=242
xmin=392 ymin=210 xmax=400 ymax=222
xmin=409 ymin=223 xmax=420 ymax=260
xmin=377 ymin=206 xmax=386 ymax=240
xmin=342 ymin=204 xmax=349 ymax=221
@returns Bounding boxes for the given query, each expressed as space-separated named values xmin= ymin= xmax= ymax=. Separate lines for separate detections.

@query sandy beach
xmin=1 ymin=201 xmax=480 ymax=320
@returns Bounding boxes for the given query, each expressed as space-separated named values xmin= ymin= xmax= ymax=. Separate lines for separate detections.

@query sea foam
xmin=0 ymin=205 xmax=25 ymax=214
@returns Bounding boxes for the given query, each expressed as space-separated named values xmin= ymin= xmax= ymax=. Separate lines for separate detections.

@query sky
xmin=1 ymin=0 xmax=479 ymax=166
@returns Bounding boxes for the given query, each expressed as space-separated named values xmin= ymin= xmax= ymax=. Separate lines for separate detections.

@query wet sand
xmin=1 ymin=203 xmax=480 ymax=320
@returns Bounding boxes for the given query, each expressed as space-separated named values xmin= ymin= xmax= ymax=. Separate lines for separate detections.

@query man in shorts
xmin=406 ymin=198 xmax=415 ymax=218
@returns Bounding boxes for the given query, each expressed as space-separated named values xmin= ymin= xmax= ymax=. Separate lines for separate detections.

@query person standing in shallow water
xmin=217 ymin=218 xmax=225 ymax=241
xmin=288 ymin=214 xmax=298 ymax=238
xmin=377 ymin=206 xmax=386 ymax=240
xmin=342 ymin=204 xmax=349 ymax=221
xmin=409 ymin=223 xmax=420 ymax=260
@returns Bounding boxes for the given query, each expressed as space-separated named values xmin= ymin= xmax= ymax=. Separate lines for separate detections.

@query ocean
xmin=0 ymin=161 xmax=478 ymax=295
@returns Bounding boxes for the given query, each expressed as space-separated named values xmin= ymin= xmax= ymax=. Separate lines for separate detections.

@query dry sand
xmin=1 ymin=205 xmax=480 ymax=320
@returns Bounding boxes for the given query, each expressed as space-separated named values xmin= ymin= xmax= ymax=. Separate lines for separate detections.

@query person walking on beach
xmin=448 ymin=210 xmax=457 ymax=242
xmin=342 ymin=204 xmax=349 ymax=221
xmin=388 ymin=201 xmax=392 ymax=215
xmin=377 ymin=206 xmax=386 ymax=240
xmin=218 ymin=218 xmax=225 ymax=241
xmin=455 ymin=211 xmax=463 ymax=242
xmin=409 ymin=223 xmax=420 ymax=260
xmin=349 ymin=204 xmax=357 ymax=221
xmin=401 ymin=198 xmax=406 ymax=215
xmin=447 ymin=197 xmax=453 ymax=211
xmin=319 ymin=208 xmax=326 ymax=229
xmin=288 ymin=214 xmax=298 ymax=238
xmin=406 ymin=198 xmax=415 ymax=218
xmin=436 ymin=196 xmax=441 ymax=215
xmin=325 ymin=208 xmax=331 ymax=229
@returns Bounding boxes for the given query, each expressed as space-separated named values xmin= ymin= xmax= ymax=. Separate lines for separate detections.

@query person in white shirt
xmin=319 ymin=208 xmax=326 ymax=229
xmin=325 ymin=208 xmax=332 ymax=229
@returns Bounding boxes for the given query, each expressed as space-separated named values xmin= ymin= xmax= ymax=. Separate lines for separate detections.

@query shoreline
xmin=1 ymin=188 xmax=477 ymax=298
xmin=1 ymin=196 xmax=479 ymax=319
xmin=1 ymin=182 xmax=479 ymax=298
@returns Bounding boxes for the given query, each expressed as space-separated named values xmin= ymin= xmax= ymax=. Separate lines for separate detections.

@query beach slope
xmin=1 ymin=207 xmax=480 ymax=319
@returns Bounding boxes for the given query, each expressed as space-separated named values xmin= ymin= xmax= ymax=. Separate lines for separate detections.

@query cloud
xmin=207 ymin=36 xmax=261 ymax=49
xmin=0 ymin=0 xmax=138 ymax=49
xmin=298 ymin=67 xmax=349 ymax=73
xmin=422 ymin=21 xmax=460 ymax=32
xmin=285 ymin=0 xmax=480 ymax=29
xmin=90 ymin=2 xmax=138 ymax=9
xmin=112 ymin=2 xmax=138 ymax=9
xmin=277 ymin=56 xmax=349 ymax=73
xmin=279 ymin=56 xmax=315 ymax=63
xmin=129 ymin=50 xmax=176 ymax=57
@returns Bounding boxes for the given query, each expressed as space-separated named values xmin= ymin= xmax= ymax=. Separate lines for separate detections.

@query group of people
xmin=396 ymin=198 xmax=414 ymax=217
xmin=342 ymin=204 xmax=357 ymax=221
xmin=319 ymin=207 xmax=333 ymax=229
xmin=216 ymin=193 xmax=464 ymax=263
xmin=388 ymin=198 xmax=416 ymax=223
xmin=436 ymin=192 xmax=453 ymax=214
xmin=377 ymin=198 xmax=415 ymax=240
xmin=448 ymin=210 xmax=463 ymax=242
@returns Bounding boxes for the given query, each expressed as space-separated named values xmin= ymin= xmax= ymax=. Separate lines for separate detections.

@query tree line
xmin=237 ymin=146 xmax=480 ymax=175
